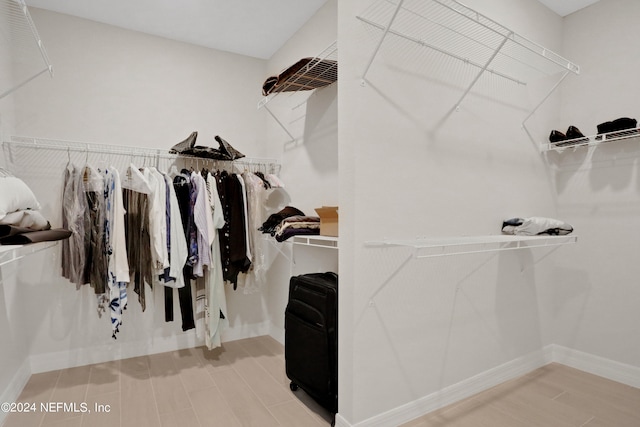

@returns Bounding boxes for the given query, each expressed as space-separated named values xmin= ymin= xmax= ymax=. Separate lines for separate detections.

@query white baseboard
xmin=30 ymin=330 xmax=203 ymax=373
xmin=337 ymin=345 xmax=640 ymax=427
xmin=221 ymin=320 xmax=271 ymax=343
xmin=334 ymin=414 xmax=351 ymax=427
xmin=345 ymin=349 xmax=548 ymax=427
xmin=548 ymin=344 xmax=640 ymax=388
xmin=30 ymin=321 xmax=271 ymax=374
xmin=268 ymin=322 xmax=284 ymax=345
xmin=0 ymin=357 xmax=31 ymax=426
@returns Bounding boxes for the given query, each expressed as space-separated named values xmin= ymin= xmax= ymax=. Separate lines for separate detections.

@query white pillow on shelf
xmin=0 ymin=176 xmax=42 ymax=219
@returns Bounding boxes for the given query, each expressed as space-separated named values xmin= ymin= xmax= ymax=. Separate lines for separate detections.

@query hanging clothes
xmin=144 ymin=168 xmax=169 ymax=272
xmin=103 ymin=168 xmax=129 ymax=338
xmin=58 ymin=156 xmax=280 ymax=340
xmin=236 ymin=173 xmax=252 ymax=264
xmin=159 ymin=173 xmax=188 ymax=287
xmin=61 ymin=164 xmax=87 ymax=288
xmin=192 ymin=170 xmax=214 ymax=341
xmin=172 ymin=170 xmax=196 ymax=331
xmin=81 ymin=165 xmax=108 ymax=297
xmin=123 ymin=165 xmax=153 ymax=312
xmin=161 ymin=172 xmax=188 ymax=323
xmin=241 ymin=171 xmax=268 ymax=294
xmin=215 ymin=170 xmax=251 ymax=289
xmin=204 ymin=171 xmax=228 ymax=349
xmin=191 ymin=171 xmax=212 ymax=278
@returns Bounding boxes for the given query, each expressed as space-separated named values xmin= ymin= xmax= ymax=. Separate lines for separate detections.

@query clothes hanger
xmin=168 ymin=161 xmax=180 ymax=177
xmin=122 ymin=162 xmax=152 ymax=194
xmin=65 ymin=147 xmax=71 ymax=169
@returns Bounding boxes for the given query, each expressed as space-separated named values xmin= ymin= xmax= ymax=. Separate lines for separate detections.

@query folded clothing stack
xmin=502 ymin=217 xmax=573 ymax=236
xmin=259 ymin=206 xmax=320 ymax=242
xmin=273 ymin=215 xmax=320 ymax=242
xmin=0 ymin=170 xmax=71 ymax=244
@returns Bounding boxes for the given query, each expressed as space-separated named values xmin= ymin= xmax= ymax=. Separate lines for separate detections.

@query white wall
xmin=545 ymin=0 xmax=640 ymax=367
xmin=263 ymin=0 xmax=338 ymax=342
xmin=14 ymin=8 xmax=268 ymax=153
xmin=0 ymin=7 xmax=23 ymax=409
xmin=338 ymin=0 xmax=571 ymax=424
xmin=2 ymin=7 xmax=274 ymax=378
xmin=0 ymin=6 xmax=15 ymax=158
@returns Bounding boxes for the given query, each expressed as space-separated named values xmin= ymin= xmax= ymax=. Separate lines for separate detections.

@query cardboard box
xmin=315 ymin=206 xmax=339 ymax=237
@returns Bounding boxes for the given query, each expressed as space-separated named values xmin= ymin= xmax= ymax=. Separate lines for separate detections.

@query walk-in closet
xmin=1 ymin=0 xmax=639 ymax=426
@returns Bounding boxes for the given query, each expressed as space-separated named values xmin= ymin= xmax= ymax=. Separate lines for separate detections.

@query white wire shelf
xmin=358 ymin=0 xmax=579 ymax=83
xmin=541 ymin=127 xmax=640 ymax=152
xmin=292 ymin=235 xmax=338 ymax=249
xmin=357 ymin=0 xmax=579 ymax=136
xmin=258 ymin=41 xmax=337 ymax=141
xmin=0 ymin=241 xmax=58 ymax=268
xmin=0 ymin=0 xmax=53 ymax=100
xmin=365 ymin=234 xmax=577 ymax=259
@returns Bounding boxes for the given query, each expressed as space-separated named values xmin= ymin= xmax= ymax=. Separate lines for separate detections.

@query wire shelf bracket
xmin=0 ymin=0 xmax=54 ymax=100
xmin=357 ymin=0 xmax=580 ymax=128
xmin=258 ymin=41 xmax=337 ymax=142
xmin=364 ymin=234 xmax=577 ymax=303
xmin=0 ymin=241 xmax=58 ymax=268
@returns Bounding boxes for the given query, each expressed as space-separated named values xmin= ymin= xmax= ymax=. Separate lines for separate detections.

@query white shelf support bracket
xmin=519 ymin=242 xmax=564 ymax=272
xmin=361 ymin=0 xmax=406 ymax=82
xmin=522 ymin=70 xmax=571 ymax=149
xmin=265 ymin=239 xmax=295 ymax=266
xmin=0 ymin=0 xmax=53 ymax=101
xmin=263 ymin=104 xmax=296 ymax=142
xmin=433 ymin=32 xmax=512 ymax=132
xmin=0 ymin=242 xmax=58 ymax=268
xmin=368 ymin=251 xmax=414 ymax=305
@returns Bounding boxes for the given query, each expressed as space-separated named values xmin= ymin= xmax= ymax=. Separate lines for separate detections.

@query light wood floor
xmin=2 ymin=336 xmax=333 ymax=427
xmin=401 ymin=363 xmax=640 ymax=427
xmin=4 ymin=339 xmax=639 ymax=427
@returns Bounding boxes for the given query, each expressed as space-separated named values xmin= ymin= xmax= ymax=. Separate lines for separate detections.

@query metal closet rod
xmin=3 ymin=136 xmax=280 ymax=169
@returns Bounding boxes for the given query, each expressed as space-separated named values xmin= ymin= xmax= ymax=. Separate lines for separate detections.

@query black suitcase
xmin=285 ymin=272 xmax=338 ymax=420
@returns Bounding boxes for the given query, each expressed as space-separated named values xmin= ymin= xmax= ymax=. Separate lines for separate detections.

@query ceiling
xmin=536 ymin=0 xmax=600 ymax=17
xmin=25 ymin=0 xmax=328 ymax=60
xmin=24 ymin=0 xmax=598 ymax=60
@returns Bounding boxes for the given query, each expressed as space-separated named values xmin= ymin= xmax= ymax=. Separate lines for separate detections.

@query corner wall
xmin=338 ymin=0 xmax=569 ymax=424
xmin=263 ymin=0 xmax=338 ymax=342
xmin=546 ymin=0 xmax=640 ymax=368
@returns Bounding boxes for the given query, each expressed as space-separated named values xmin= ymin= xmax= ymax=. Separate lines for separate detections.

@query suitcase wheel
xmin=289 ymin=381 xmax=299 ymax=392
